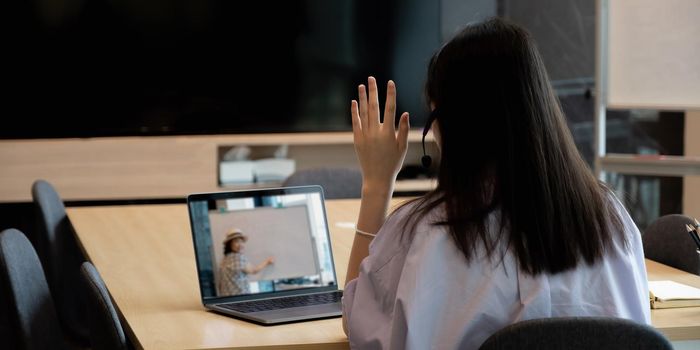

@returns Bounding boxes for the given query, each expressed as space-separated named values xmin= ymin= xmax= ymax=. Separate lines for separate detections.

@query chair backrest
xmin=80 ymin=262 xmax=128 ymax=350
xmin=479 ymin=317 xmax=672 ymax=350
xmin=31 ymin=179 xmax=89 ymax=343
xmin=282 ymin=168 xmax=362 ymax=199
xmin=0 ymin=229 xmax=66 ymax=350
xmin=643 ymin=214 xmax=700 ymax=275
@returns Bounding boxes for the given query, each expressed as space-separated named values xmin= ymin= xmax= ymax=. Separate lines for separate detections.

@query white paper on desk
xmin=648 ymin=280 xmax=700 ymax=301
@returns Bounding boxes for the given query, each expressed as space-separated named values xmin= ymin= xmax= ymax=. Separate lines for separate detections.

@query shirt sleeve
xmin=342 ymin=204 xmax=413 ymax=349
xmin=609 ymin=192 xmax=652 ymax=324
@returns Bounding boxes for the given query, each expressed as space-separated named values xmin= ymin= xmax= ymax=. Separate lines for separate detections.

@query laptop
xmin=187 ymin=185 xmax=343 ymax=325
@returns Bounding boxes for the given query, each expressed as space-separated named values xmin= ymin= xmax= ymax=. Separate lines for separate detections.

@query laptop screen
xmin=188 ymin=186 xmax=338 ymax=301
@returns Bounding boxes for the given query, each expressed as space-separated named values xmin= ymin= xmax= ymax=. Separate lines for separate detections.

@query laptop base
xmin=208 ymin=302 xmax=342 ymax=326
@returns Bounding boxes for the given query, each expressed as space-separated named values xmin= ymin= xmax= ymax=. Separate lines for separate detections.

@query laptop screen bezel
xmin=187 ymin=185 xmax=340 ymax=304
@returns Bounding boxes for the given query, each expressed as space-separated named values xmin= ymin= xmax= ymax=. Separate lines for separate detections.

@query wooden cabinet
xmin=0 ymin=131 xmax=437 ymax=203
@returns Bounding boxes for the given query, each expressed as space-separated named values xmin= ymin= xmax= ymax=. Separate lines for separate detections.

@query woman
xmin=342 ymin=18 xmax=649 ymax=349
xmin=217 ymin=228 xmax=274 ymax=296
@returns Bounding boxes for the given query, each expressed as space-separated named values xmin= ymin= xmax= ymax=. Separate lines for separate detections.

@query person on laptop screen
xmin=217 ymin=228 xmax=275 ymax=296
xmin=342 ymin=18 xmax=650 ymax=349
xmin=189 ymin=191 xmax=338 ymax=302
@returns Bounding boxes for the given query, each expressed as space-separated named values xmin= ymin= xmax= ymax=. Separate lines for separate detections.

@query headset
xmin=421 ymin=109 xmax=438 ymax=169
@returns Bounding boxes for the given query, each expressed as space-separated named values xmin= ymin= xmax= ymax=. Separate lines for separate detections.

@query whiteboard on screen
xmin=209 ymin=205 xmax=318 ymax=282
xmin=608 ymin=0 xmax=700 ymax=110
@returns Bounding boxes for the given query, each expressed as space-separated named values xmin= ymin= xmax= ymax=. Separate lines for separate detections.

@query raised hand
xmin=345 ymin=77 xmax=410 ymax=289
xmin=351 ymin=77 xmax=410 ymax=193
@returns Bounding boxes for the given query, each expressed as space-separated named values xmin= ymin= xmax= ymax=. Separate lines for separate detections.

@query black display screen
xmin=4 ymin=0 xmax=439 ymax=138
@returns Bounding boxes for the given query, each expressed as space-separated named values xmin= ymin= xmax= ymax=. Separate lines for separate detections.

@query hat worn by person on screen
xmin=223 ymin=228 xmax=247 ymax=245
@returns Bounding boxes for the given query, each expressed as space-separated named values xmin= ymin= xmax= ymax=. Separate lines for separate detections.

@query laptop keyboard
xmin=218 ymin=291 xmax=342 ymax=314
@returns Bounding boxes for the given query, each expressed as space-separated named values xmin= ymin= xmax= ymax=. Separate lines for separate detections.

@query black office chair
xmin=32 ymin=180 xmax=90 ymax=346
xmin=0 ymin=228 xmax=66 ymax=350
xmin=643 ymin=214 xmax=700 ymax=275
xmin=479 ymin=317 xmax=672 ymax=350
xmin=80 ymin=262 xmax=129 ymax=350
xmin=282 ymin=168 xmax=362 ymax=199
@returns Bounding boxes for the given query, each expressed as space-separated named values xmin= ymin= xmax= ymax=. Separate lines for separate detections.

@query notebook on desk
xmin=649 ymin=280 xmax=700 ymax=309
xmin=187 ymin=186 xmax=343 ymax=325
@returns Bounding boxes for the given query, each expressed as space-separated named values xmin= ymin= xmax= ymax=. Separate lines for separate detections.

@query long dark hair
xmin=405 ymin=18 xmax=624 ymax=275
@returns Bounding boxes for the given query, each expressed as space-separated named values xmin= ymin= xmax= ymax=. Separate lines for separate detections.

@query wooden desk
xmin=66 ymin=200 xmax=700 ymax=349
xmin=646 ymin=259 xmax=700 ymax=340
xmin=67 ymin=199 xmax=384 ymax=349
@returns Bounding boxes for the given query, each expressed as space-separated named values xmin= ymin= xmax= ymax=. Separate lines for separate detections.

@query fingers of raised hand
xmin=351 ymin=100 xmax=360 ymax=128
xmin=384 ymin=80 xmax=397 ymax=131
xmin=367 ymin=77 xmax=380 ymax=127
xmin=398 ymin=112 xmax=410 ymax=152
xmin=358 ymin=84 xmax=368 ymax=131
xmin=351 ymin=100 xmax=362 ymax=140
xmin=357 ymin=77 xmax=404 ymax=141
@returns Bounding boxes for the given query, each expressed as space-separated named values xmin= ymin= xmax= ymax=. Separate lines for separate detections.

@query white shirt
xmin=342 ymin=196 xmax=650 ymax=350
